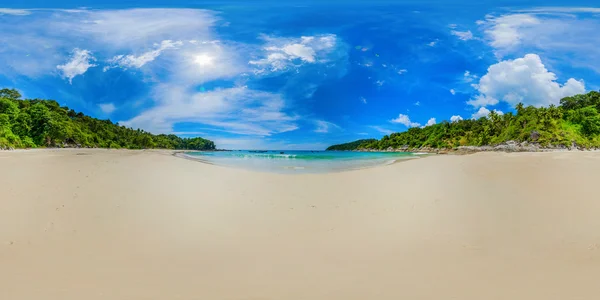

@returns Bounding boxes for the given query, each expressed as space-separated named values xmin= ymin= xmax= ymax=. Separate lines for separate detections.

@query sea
xmin=182 ymin=150 xmax=425 ymax=174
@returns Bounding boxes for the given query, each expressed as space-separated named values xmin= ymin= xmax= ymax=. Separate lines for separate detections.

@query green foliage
xmin=0 ymin=88 xmax=216 ymax=150
xmin=327 ymin=91 xmax=600 ymax=151
xmin=326 ymin=139 xmax=377 ymax=150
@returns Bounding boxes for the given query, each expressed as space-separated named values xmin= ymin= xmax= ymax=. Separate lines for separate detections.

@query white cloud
xmin=249 ymin=34 xmax=339 ymax=73
xmin=450 ymin=89 xmax=456 ymax=95
xmin=398 ymin=69 xmax=407 ymax=75
xmin=468 ymin=54 xmax=585 ymax=108
xmin=480 ymin=11 xmax=600 ymax=71
xmin=98 ymin=103 xmax=116 ymax=114
xmin=0 ymin=8 xmax=31 ymax=15
xmin=390 ymin=114 xmax=420 ymax=128
xmin=56 ymin=48 xmax=97 ymax=83
xmin=281 ymin=44 xmax=316 ymax=62
xmin=0 ymin=9 xmax=218 ymax=78
xmin=0 ymin=8 xmax=349 ymax=141
xmin=451 ymin=30 xmax=474 ymax=41
xmin=422 ymin=118 xmax=436 ymax=127
xmin=74 ymin=9 xmax=216 ymax=48
xmin=314 ymin=120 xmax=341 ymax=133
xmin=414 ymin=101 xmax=420 ymax=106
xmin=482 ymin=14 xmax=540 ymax=49
xmin=120 ymin=85 xmax=298 ymax=136
xmin=107 ymin=40 xmax=183 ymax=70
xmin=375 ymin=80 xmax=385 ymax=87
xmin=427 ymin=41 xmax=437 ymax=47
xmin=448 ymin=24 xmax=458 ymax=29
xmin=464 ymin=70 xmax=478 ymax=82
xmin=360 ymin=96 xmax=367 ymax=104
xmin=471 ymin=107 xmax=504 ymax=119
xmin=450 ymin=115 xmax=463 ymax=122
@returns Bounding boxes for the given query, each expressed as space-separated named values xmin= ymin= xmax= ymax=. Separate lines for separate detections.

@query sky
xmin=1 ymin=1 xmax=599 ymax=149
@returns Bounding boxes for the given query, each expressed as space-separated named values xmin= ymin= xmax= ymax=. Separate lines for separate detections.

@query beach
xmin=1 ymin=149 xmax=600 ymax=300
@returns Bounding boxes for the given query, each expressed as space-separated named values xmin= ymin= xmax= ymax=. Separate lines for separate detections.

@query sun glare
xmin=194 ymin=54 xmax=214 ymax=66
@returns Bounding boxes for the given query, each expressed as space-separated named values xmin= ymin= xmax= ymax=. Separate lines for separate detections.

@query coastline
xmin=353 ymin=140 xmax=600 ymax=155
xmin=172 ymin=149 xmax=421 ymax=174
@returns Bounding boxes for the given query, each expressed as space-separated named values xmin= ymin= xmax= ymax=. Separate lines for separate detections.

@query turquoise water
xmin=183 ymin=150 xmax=423 ymax=174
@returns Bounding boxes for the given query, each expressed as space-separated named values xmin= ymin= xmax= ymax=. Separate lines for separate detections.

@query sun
xmin=194 ymin=54 xmax=214 ymax=66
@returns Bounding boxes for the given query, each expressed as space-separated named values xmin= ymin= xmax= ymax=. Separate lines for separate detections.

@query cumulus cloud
xmin=98 ymin=103 xmax=116 ymax=114
xmin=106 ymin=40 xmax=183 ymax=70
xmin=450 ymin=115 xmax=463 ymax=122
xmin=390 ymin=114 xmax=420 ymax=128
xmin=422 ymin=118 xmax=436 ymax=128
xmin=0 ymin=8 xmax=31 ymax=15
xmin=451 ymin=30 xmax=474 ymax=41
xmin=314 ymin=120 xmax=341 ymax=133
xmin=56 ymin=48 xmax=97 ymax=83
xmin=471 ymin=107 xmax=503 ymax=119
xmin=249 ymin=34 xmax=340 ymax=73
xmin=468 ymin=54 xmax=585 ymax=108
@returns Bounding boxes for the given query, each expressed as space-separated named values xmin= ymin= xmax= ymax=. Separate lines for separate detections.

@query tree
xmin=0 ymin=88 xmax=216 ymax=150
xmin=0 ymin=88 xmax=21 ymax=100
xmin=327 ymin=90 xmax=600 ymax=151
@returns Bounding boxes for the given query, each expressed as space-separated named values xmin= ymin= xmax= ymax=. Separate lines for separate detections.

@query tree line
xmin=0 ymin=88 xmax=216 ymax=150
xmin=327 ymin=91 xmax=600 ymax=151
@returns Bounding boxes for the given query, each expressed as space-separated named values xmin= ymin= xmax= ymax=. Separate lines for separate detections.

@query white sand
xmin=1 ymin=149 xmax=600 ymax=299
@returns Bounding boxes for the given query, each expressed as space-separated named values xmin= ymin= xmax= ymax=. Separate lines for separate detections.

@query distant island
xmin=327 ymin=91 xmax=600 ymax=153
xmin=0 ymin=88 xmax=215 ymax=150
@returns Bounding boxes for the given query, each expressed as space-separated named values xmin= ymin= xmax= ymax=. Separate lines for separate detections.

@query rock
xmin=530 ymin=130 xmax=540 ymax=142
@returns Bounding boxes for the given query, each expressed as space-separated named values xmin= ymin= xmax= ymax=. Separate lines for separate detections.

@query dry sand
xmin=1 ymin=149 xmax=600 ymax=300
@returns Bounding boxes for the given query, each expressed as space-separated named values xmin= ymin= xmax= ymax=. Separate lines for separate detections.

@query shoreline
xmin=172 ymin=150 xmax=422 ymax=174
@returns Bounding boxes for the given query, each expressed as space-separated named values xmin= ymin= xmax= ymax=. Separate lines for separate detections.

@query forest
xmin=0 ymin=88 xmax=215 ymax=150
xmin=326 ymin=139 xmax=377 ymax=151
xmin=327 ymin=91 xmax=600 ymax=151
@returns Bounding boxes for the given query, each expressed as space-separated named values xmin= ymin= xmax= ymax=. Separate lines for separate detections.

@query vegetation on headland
xmin=327 ymin=91 xmax=600 ymax=152
xmin=0 ymin=88 xmax=216 ymax=150
xmin=326 ymin=139 xmax=377 ymax=151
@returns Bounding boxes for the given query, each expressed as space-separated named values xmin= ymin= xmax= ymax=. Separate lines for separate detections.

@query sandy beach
xmin=1 ymin=149 xmax=600 ymax=300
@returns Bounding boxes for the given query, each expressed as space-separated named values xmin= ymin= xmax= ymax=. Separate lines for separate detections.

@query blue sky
xmin=1 ymin=1 xmax=599 ymax=149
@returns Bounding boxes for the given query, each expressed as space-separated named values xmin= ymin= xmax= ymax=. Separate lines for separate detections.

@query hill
xmin=327 ymin=91 xmax=600 ymax=151
xmin=0 ymin=88 xmax=215 ymax=150
xmin=326 ymin=139 xmax=377 ymax=151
